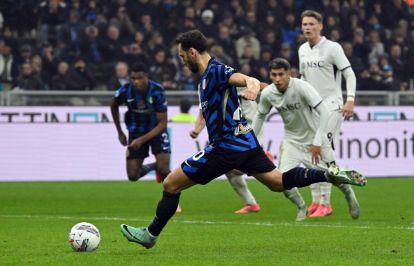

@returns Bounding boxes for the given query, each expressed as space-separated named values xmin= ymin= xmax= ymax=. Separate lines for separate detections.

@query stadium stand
xmin=0 ymin=0 xmax=413 ymax=105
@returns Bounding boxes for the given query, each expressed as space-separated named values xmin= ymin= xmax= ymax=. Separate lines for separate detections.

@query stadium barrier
xmin=3 ymin=90 xmax=414 ymax=106
xmin=1 ymin=106 xmax=413 ymax=181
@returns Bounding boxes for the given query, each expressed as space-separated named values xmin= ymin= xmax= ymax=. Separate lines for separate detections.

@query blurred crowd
xmin=0 ymin=0 xmax=413 ymax=92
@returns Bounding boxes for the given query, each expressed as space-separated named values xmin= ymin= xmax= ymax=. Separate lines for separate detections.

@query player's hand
xmin=309 ymin=145 xmax=322 ymax=165
xmin=240 ymin=88 xmax=259 ymax=101
xmin=118 ymin=132 xmax=127 ymax=146
xmin=340 ymin=100 xmax=354 ymax=119
xmin=190 ymin=129 xmax=199 ymax=139
xmin=129 ymin=137 xmax=144 ymax=150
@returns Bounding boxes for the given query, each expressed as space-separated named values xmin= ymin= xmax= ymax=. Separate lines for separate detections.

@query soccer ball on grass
xmin=68 ymin=222 xmax=100 ymax=252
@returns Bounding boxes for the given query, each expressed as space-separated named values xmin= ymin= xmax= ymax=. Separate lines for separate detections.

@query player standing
xmin=299 ymin=10 xmax=358 ymax=217
xmin=254 ymin=58 xmax=360 ymax=221
xmin=119 ymin=30 xmax=366 ymax=249
xmin=110 ymin=62 xmax=171 ymax=184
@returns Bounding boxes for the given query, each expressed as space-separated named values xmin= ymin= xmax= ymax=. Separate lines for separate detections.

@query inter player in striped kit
xmin=190 ymin=88 xmax=262 ymax=214
xmin=110 ymin=62 xmax=172 ymax=184
xmin=120 ymin=30 xmax=366 ymax=249
xmin=254 ymin=58 xmax=360 ymax=221
xmin=299 ymin=10 xmax=359 ymax=217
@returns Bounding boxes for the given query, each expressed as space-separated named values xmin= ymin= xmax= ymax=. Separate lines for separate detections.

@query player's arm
xmin=110 ymin=98 xmax=127 ymax=146
xmin=228 ymin=73 xmax=260 ymax=100
xmin=333 ymin=42 xmax=356 ymax=119
xmin=190 ymin=111 xmax=205 ymax=139
xmin=341 ymin=67 xmax=356 ymax=119
xmin=129 ymin=111 xmax=167 ymax=149
xmin=252 ymin=90 xmax=272 ymax=143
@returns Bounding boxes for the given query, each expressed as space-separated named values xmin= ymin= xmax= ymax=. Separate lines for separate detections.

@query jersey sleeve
xmin=216 ymin=64 xmax=236 ymax=89
xmin=257 ymin=89 xmax=273 ymax=115
xmin=299 ymin=80 xmax=323 ymax=108
xmin=153 ymin=88 xmax=168 ymax=113
xmin=331 ymin=42 xmax=351 ymax=70
xmin=114 ymin=86 xmax=127 ymax=105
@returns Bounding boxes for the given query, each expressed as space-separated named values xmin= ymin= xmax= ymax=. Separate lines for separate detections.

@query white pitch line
xmin=1 ymin=214 xmax=413 ymax=231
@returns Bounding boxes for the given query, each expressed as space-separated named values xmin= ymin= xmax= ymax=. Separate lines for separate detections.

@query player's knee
xmin=158 ymin=167 xmax=171 ymax=180
xmin=162 ymin=176 xmax=181 ymax=194
xmin=127 ymin=169 xmax=141 ymax=182
xmin=127 ymin=175 xmax=139 ymax=182
xmin=267 ymin=184 xmax=284 ymax=192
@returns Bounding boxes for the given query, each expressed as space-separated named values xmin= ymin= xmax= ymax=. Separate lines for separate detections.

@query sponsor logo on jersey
xmin=276 ymin=102 xmax=302 ymax=113
xmin=201 ymin=101 xmax=208 ymax=112
xmin=302 ymin=60 xmax=324 ymax=69
xmin=234 ymin=123 xmax=252 ymax=135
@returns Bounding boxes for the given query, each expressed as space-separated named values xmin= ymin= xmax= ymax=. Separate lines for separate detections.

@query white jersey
xmin=298 ymin=36 xmax=351 ymax=109
xmin=237 ymin=87 xmax=257 ymax=124
xmin=257 ymin=78 xmax=324 ymax=145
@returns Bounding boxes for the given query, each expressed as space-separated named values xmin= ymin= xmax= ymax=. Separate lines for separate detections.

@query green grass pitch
xmin=1 ymin=178 xmax=413 ymax=265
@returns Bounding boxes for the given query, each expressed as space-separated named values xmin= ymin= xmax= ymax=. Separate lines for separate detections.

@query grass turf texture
xmin=0 ymin=179 xmax=413 ymax=266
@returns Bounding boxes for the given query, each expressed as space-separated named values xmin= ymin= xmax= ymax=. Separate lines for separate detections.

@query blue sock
xmin=282 ymin=167 xmax=327 ymax=190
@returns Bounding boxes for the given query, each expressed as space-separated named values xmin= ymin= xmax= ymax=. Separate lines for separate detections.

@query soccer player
xmin=110 ymin=62 xmax=171 ymax=184
xmin=189 ymin=95 xmax=261 ymax=214
xmin=120 ymin=30 xmax=366 ymax=249
xmin=299 ymin=10 xmax=358 ymax=217
xmin=253 ymin=58 xmax=360 ymax=222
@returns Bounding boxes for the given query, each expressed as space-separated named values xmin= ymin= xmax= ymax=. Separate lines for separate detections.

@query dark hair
xmin=179 ymin=98 xmax=192 ymax=113
xmin=131 ymin=62 xmax=148 ymax=73
xmin=268 ymin=58 xmax=291 ymax=71
xmin=301 ymin=10 xmax=323 ymax=23
xmin=175 ymin=30 xmax=208 ymax=53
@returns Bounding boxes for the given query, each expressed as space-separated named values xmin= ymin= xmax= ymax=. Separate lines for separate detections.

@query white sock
xmin=227 ymin=174 xmax=257 ymax=205
xmin=320 ymin=182 xmax=332 ymax=205
xmin=283 ymin=188 xmax=306 ymax=209
xmin=310 ymin=183 xmax=321 ymax=204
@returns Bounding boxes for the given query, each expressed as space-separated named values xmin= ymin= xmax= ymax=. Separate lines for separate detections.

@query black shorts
xmin=181 ymin=145 xmax=276 ymax=185
xmin=127 ymin=131 xmax=171 ymax=160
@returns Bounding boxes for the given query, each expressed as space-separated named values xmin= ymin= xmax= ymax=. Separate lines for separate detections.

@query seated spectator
xmin=235 ymin=27 xmax=261 ymax=60
xmin=107 ymin=61 xmax=129 ymax=90
xmin=149 ymin=49 xmax=177 ymax=90
xmin=200 ymin=10 xmax=216 ymax=38
xmin=66 ymin=58 xmax=94 ymax=90
xmin=177 ymin=67 xmax=197 ymax=91
xmin=0 ymin=41 xmax=15 ymax=89
xmin=381 ymin=64 xmax=399 ymax=91
xmin=13 ymin=61 xmax=45 ymax=90
xmin=50 ymin=61 xmax=71 ymax=90
xmin=210 ymin=44 xmax=233 ymax=66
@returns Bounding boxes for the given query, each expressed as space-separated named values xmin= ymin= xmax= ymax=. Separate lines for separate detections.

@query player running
xmin=119 ymin=30 xmax=366 ymax=249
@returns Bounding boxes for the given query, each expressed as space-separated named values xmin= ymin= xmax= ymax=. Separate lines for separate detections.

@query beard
xmin=187 ymin=60 xmax=199 ymax=73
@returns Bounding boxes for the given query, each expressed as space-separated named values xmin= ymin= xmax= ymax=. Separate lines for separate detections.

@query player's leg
xmin=151 ymin=131 xmax=172 ymax=183
xmin=278 ymin=141 xmax=307 ymax=221
xmin=120 ymin=166 xmax=196 ymax=248
xmin=304 ymin=146 xmax=360 ymax=219
xmin=126 ymin=134 xmax=155 ymax=181
xmin=226 ymin=170 xmax=260 ymax=214
xmin=244 ymin=148 xmax=366 ymax=192
xmin=120 ymin=145 xmax=235 ymax=248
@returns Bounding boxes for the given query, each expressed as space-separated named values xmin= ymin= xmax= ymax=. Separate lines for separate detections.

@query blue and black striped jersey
xmin=199 ymin=58 xmax=258 ymax=151
xmin=114 ymin=80 xmax=167 ymax=134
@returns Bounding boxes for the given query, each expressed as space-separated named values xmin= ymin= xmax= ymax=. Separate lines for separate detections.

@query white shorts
xmin=278 ymin=140 xmax=336 ymax=172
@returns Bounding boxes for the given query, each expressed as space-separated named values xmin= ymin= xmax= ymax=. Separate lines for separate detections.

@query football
xmin=68 ymin=222 xmax=101 ymax=252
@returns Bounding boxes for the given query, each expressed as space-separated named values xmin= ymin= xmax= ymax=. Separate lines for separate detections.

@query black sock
xmin=282 ymin=167 xmax=327 ymax=190
xmin=148 ymin=191 xmax=180 ymax=236
xmin=139 ymin=163 xmax=157 ymax=177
